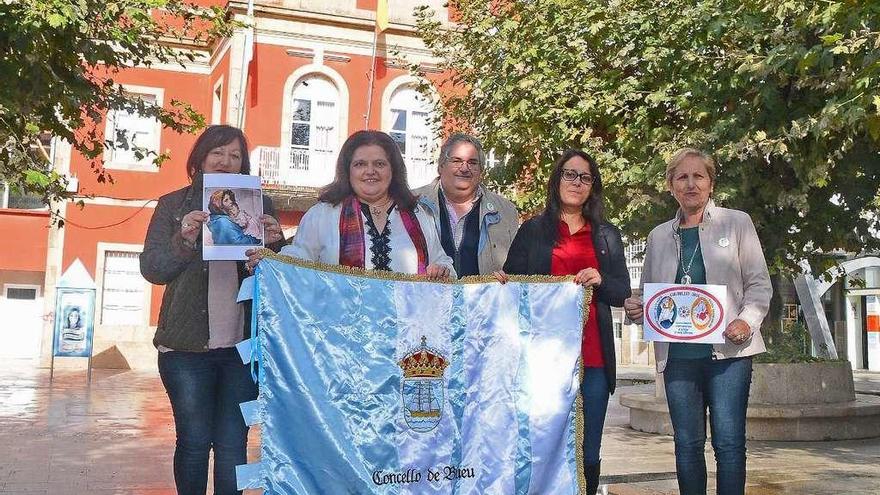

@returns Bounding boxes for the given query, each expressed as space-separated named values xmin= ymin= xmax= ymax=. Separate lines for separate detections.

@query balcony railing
xmin=254 ymin=146 xmax=335 ymax=188
xmin=254 ymin=146 xmax=437 ymax=190
xmin=405 ymin=156 xmax=434 ymax=189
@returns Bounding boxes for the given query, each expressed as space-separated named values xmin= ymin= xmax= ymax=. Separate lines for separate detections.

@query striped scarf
xmin=338 ymin=195 xmax=428 ymax=274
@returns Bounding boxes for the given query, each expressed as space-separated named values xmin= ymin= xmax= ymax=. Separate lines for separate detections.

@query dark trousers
xmin=158 ymin=347 xmax=258 ymax=495
xmin=664 ymin=356 xmax=753 ymax=495
xmin=581 ymin=366 xmax=610 ymax=466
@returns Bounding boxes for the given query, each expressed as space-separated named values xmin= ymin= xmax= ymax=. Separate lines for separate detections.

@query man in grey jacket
xmin=414 ymin=133 xmax=518 ymax=277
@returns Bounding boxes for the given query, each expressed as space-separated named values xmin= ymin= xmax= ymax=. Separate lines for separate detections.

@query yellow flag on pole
xmin=376 ymin=0 xmax=389 ymax=32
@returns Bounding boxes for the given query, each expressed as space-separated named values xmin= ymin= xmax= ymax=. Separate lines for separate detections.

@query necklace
xmin=679 ymin=230 xmax=701 ymax=285
xmin=364 ymin=197 xmax=392 ymax=217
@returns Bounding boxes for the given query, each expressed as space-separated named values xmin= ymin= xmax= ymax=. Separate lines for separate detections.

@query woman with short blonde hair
xmin=624 ymin=148 xmax=772 ymax=495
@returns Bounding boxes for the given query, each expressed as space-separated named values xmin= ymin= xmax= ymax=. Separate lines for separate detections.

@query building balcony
xmin=252 ymin=146 xmax=436 ymax=212
xmin=252 ymin=146 xmax=333 ymax=211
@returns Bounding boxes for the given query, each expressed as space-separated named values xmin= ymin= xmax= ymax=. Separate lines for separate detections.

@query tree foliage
xmin=0 ymin=0 xmax=233 ymax=204
xmin=414 ymin=0 xmax=880 ymax=274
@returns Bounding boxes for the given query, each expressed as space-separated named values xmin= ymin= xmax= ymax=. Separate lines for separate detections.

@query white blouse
xmin=280 ymin=201 xmax=456 ymax=277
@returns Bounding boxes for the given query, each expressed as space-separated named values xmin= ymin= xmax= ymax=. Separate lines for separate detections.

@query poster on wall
xmin=53 ymin=288 xmax=96 ymax=358
xmin=642 ymin=283 xmax=728 ymax=344
xmin=202 ymin=173 xmax=264 ymax=261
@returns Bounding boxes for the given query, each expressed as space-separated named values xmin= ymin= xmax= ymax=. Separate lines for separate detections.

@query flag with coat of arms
xmin=235 ymin=255 xmax=589 ymax=494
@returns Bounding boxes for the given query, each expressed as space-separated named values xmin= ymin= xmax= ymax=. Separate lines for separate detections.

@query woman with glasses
xmin=495 ymin=149 xmax=631 ymax=494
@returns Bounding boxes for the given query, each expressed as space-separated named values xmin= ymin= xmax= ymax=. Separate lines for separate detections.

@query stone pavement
xmin=1 ymin=360 xmax=878 ymax=494
xmin=853 ymin=369 xmax=880 ymax=396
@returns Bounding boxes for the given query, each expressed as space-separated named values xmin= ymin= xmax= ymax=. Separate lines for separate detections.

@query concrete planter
xmin=749 ymin=361 xmax=854 ymax=404
xmin=621 ymin=361 xmax=880 ymax=441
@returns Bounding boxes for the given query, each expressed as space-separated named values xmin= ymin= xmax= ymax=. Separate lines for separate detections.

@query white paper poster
xmin=866 ymin=296 xmax=880 ymax=371
xmin=643 ymin=283 xmax=728 ymax=344
xmin=202 ymin=173 xmax=264 ymax=260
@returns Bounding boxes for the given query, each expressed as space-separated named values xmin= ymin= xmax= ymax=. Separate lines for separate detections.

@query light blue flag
xmin=238 ymin=256 xmax=589 ymax=494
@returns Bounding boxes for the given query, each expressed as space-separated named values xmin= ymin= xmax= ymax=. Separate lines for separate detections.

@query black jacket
xmin=503 ymin=214 xmax=631 ymax=393
xmin=140 ymin=177 xmax=286 ymax=351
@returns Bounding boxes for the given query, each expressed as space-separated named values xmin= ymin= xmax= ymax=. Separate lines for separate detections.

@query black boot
xmin=585 ymin=459 xmax=601 ymax=495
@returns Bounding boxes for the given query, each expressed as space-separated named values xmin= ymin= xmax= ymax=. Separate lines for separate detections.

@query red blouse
xmin=551 ymin=221 xmax=604 ymax=367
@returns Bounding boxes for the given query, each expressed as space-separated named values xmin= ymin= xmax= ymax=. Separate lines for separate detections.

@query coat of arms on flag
xmin=400 ymin=336 xmax=447 ymax=433
xmin=236 ymin=255 xmax=590 ymax=494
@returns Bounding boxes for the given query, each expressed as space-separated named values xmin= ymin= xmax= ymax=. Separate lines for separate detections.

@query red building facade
xmin=1 ymin=0 xmax=453 ymax=369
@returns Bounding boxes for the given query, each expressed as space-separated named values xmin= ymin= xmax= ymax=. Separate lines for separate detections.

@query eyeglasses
xmin=447 ymin=157 xmax=482 ymax=170
xmin=561 ymin=168 xmax=594 ymax=185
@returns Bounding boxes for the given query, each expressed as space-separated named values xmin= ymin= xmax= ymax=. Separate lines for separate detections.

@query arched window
xmin=288 ymin=75 xmax=340 ymax=185
xmin=387 ymin=86 xmax=436 ymax=187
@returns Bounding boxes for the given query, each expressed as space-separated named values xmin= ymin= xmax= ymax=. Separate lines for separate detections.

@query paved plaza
xmin=0 ymin=361 xmax=878 ymax=494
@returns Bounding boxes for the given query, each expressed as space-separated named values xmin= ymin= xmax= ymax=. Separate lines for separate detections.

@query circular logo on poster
xmin=655 ymin=296 xmax=677 ymax=329
xmin=645 ymin=286 xmax=725 ymax=340
xmin=690 ymin=296 xmax=714 ymax=331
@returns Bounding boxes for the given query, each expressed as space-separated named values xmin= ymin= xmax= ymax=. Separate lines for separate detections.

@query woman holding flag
xmin=495 ymin=148 xmax=631 ymax=495
xmin=247 ymin=130 xmax=453 ymax=279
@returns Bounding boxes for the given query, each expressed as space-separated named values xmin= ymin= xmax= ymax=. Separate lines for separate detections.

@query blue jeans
xmin=664 ymin=356 xmax=753 ymax=495
xmin=159 ymin=348 xmax=258 ymax=495
xmin=581 ymin=366 xmax=610 ymax=466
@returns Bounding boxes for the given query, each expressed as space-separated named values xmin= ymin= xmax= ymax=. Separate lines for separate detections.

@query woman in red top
xmin=498 ymin=149 xmax=631 ymax=495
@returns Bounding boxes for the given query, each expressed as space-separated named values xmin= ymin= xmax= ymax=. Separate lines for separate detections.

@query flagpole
xmin=236 ymin=0 xmax=256 ymax=129
xmin=364 ymin=27 xmax=379 ymax=130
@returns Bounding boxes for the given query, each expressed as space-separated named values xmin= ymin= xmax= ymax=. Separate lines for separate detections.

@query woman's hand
xmin=493 ymin=270 xmax=510 ymax=284
xmin=623 ymin=297 xmax=644 ymax=323
xmin=245 ymin=248 xmax=264 ymax=274
xmin=180 ymin=211 xmax=209 ymax=245
xmin=723 ymin=319 xmax=752 ymax=345
xmin=424 ymin=264 xmax=451 ymax=281
xmin=261 ymin=214 xmax=284 ymax=244
xmin=573 ymin=267 xmax=602 ymax=287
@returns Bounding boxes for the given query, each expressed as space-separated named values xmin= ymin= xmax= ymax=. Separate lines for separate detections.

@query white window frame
xmin=280 ymin=66 xmax=349 ymax=178
xmin=381 ymin=76 xmax=440 ymax=188
xmin=624 ymin=239 xmax=647 ymax=287
xmin=1 ymin=182 xmax=48 ymax=210
xmin=285 ymin=74 xmax=340 ymax=170
xmin=103 ymin=85 xmax=164 ymax=171
xmin=3 ymin=284 xmax=42 ymax=300
xmin=95 ymin=243 xmax=151 ymax=328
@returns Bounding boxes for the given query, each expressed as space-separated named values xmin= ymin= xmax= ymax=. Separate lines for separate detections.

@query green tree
xmin=414 ymin=0 xmax=880 ymax=274
xmin=0 ymin=0 xmax=233 ymax=205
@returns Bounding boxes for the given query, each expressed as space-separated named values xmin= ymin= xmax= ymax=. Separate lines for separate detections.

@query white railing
xmin=406 ymin=156 xmax=435 ymax=189
xmin=254 ymin=147 xmax=281 ymax=183
xmin=252 ymin=146 xmax=335 ymax=188
xmin=255 ymin=145 xmax=437 ymax=190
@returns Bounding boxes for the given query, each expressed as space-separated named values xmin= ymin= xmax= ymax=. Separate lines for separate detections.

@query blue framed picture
xmin=53 ymin=288 xmax=96 ymax=358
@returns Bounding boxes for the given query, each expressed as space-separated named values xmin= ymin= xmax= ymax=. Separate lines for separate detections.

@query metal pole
xmin=364 ymin=28 xmax=380 ymax=129
xmin=49 ymin=345 xmax=55 ymax=383
xmin=236 ymin=0 xmax=256 ymax=129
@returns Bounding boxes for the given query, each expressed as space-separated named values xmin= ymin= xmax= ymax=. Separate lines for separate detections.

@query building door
xmin=1 ymin=284 xmax=43 ymax=359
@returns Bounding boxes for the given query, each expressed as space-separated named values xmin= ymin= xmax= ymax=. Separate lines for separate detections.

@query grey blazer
xmin=640 ymin=200 xmax=772 ymax=372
